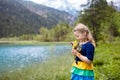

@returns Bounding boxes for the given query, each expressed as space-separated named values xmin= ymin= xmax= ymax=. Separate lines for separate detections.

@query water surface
xmin=0 ymin=44 xmax=71 ymax=72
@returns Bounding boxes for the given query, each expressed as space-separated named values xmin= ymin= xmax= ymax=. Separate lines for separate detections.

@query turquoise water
xmin=0 ymin=44 xmax=71 ymax=72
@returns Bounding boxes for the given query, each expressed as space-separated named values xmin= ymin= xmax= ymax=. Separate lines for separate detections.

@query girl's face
xmin=74 ymin=31 xmax=84 ymax=40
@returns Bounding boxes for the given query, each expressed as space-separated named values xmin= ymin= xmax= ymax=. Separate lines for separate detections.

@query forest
xmin=0 ymin=0 xmax=120 ymax=43
xmin=0 ymin=0 xmax=74 ymax=38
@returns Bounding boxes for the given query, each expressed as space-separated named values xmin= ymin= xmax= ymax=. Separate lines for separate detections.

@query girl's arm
xmin=72 ymin=49 xmax=92 ymax=64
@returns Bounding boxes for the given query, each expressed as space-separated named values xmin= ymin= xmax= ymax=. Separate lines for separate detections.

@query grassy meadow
xmin=0 ymin=42 xmax=120 ymax=80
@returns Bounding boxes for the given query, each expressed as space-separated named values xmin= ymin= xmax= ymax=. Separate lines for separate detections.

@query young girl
xmin=71 ymin=23 xmax=95 ymax=80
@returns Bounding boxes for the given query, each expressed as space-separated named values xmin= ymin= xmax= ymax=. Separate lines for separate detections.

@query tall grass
xmin=0 ymin=53 xmax=73 ymax=80
xmin=0 ymin=42 xmax=120 ymax=80
xmin=94 ymin=42 xmax=120 ymax=80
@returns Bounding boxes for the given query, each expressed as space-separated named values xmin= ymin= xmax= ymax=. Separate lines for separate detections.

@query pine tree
xmin=77 ymin=0 xmax=119 ymax=42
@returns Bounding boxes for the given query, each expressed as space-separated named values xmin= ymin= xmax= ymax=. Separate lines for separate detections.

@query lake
xmin=0 ymin=43 xmax=71 ymax=72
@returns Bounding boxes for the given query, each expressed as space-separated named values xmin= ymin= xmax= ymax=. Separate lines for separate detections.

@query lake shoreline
xmin=0 ymin=41 xmax=70 ymax=45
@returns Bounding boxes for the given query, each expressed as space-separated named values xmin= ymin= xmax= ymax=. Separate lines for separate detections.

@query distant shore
xmin=0 ymin=40 xmax=70 ymax=45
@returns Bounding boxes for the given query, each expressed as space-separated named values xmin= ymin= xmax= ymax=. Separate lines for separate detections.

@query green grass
xmin=0 ymin=42 xmax=120 ymax=80
xmin=94 ymin=42 xmax=120 ymax=80
xmin=0 ymin=53 xmax=73 ymax=80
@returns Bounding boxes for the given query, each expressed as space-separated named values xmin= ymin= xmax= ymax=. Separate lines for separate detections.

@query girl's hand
xmin=72 ymin=48 xmax=78 ymax=56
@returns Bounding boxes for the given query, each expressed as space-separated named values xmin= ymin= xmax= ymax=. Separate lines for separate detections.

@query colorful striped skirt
xmin=71 ymin=61 xmax=94 ymax=80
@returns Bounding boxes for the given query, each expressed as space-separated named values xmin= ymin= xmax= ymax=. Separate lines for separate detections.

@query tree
xmin=77 ymin=0 xmax=118 ymax=42
xmin=52 ymin=23 xmax=70 ymax=41
xmin=39 ymin=27 xmax=50 ymax=41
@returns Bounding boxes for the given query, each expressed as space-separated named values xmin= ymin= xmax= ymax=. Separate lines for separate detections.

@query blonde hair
xmin=74 ymin=23 xmax=96 ymax=47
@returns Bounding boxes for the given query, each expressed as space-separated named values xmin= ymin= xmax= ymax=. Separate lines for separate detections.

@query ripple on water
xmin=0 ymin=44 xmax=71 ymax=72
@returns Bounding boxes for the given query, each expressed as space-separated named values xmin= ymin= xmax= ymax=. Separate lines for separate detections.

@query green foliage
xmin=18 ymin=35 xmax=34 ymax=40
xmin=94 ymin=42 xmax=120 ymax=80
xmin=38 ymin=23 xmax=74 ymax=42
xmin=33 ymin=35 xmax=43 ymax=41
xmin=77 ymin=0 xmax=120 ymax=42
xmin=52 ymin=23 xmax=72 ymax=41
xmin=63 ymin=31 xmax=75 ymax=41
xmin=39 ymin=27 xmax=51 ymax=41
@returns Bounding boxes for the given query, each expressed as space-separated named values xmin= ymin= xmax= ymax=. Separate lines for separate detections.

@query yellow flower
xmin=72 ymin=40 xmax=78 ymax=49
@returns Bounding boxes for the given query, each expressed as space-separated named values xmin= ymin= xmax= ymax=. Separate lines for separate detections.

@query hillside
xmin=20 ymin=1 xmax=75 ymax=24
xmin=0 ymin=0 xmax=75 ymax=38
